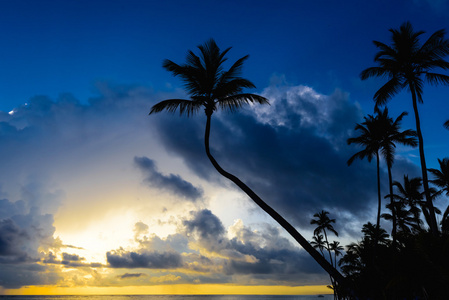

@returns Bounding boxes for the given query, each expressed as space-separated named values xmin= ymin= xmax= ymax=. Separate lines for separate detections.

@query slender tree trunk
xmin=376 ymin=152 xmax=381 ymax=233
xmin=323 ymin=230 xmax=334 ymax=267
xmin=203 ymin=113 xmax=347 ymax=287
xmin=410 ymin=88 xmax=439 ymax=235
xmin=387 ymin=165 xmax=397 ymax=245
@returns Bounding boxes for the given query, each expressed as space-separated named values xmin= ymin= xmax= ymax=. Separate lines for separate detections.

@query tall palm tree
xmin=149 ymin=39 xmax=346 ymax=285
xmin=347 ymin=113 xmax=383 ymax=234
xmin=377 ymin=107 xmax=417 ymax=242
xmin=360 ymin=21 xmax=449 ymax=235
xmin=329 ymin=241 xmax=344 ymax=269
xmin=444 ymin=120 xmax=449 ymax=129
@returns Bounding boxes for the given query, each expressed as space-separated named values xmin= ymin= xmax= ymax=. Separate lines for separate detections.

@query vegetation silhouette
xmin=148 ymin=23 xmax=449 ymax=299
xmin=360 ymin=21 xmax=449 ymax=235
xmin=149 ymin=39 xmax=347 ymax=288
xmin=347 ymin=107 xmax=417 ymax=243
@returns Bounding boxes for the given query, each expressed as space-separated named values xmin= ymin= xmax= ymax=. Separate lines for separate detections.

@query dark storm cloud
xmin=107 ymin=249 xmax=183 ymax=269
xmin=0 ymin=197 xmax=61 ymax=288
xmin=183 ymin=209 xmax=225 ymax=239
xmin=119 ymin=272 xmax=146 ymax=279
xmin=150 ymin=85 xmax=400 ymax=233
xmin=134 ymin=156 xmax=203 ymax=202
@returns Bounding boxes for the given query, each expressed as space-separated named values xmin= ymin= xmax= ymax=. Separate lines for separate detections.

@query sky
xmin=1 ymin=0 xmax=449 ymax=296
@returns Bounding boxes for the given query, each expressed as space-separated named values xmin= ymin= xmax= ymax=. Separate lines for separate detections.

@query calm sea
xmin=0 ymin=296 xmax=333 ymax=300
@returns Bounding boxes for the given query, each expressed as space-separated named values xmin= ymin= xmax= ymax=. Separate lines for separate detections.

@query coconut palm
xmin=311 ymin=234 xmax=326 ymax=257
xmin=428 ymin=158 xmax=449 ymax=232
xmin=392 ymin=175 xmax=424 ymax=232
xmin=360 ymin=21 xmax=449 ymax=234
xmin=347 ymin=113 xmax=384 ymax=234
xmin=444 ymin=120 xmax=449 ymax=129
xmin=429 ymin=158 xmax=449 ymax=195
xmin=149 ymin=39 xmax=346 ymax=285
xmin=377 ymin=108 xmax=417 ymax=242
xmin=329 ymin=241 xmax=344 ymax=269
xmin=311 ymin=210 xmax=339 ymax=267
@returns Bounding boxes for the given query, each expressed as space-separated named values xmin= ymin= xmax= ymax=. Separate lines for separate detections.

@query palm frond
xmin=373 ymin=77 xmax=402 ymax=106
xmin=149 ymin=99 xmax=202 ymax=117
xmin=425 ymin=72 xmax=449 ymax=85
xmin=217 ymin=93 xmax=269 ymax=113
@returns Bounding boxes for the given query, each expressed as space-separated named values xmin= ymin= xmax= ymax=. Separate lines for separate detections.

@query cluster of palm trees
xmin=149 ymin=21 xmax=449 ymax=300
xmin=337 ymin=22 xmax=449 ymax=299
xmin=310 ymin=211 xmax=343 ymax=299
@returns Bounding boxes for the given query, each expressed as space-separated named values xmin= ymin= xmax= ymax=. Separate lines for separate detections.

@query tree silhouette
xmin=311 ymin=210 xmax=338 ymax=267
xmin=377 ymin=107 xmax=417 ymax=242
xmin=149 ymin=39 xmax=346 ymax=286
xmin=311 ymin=234 xmax=326 ymax=257
xmin=347 ymin=112 xmax=384 ymax=235
xmin=429 ymin=158 xmax=449 ymax=232
xmin=360 ymin=21 xmax=449 ymax=235
xmin=392 ymin=175 xmax=424 ymax=232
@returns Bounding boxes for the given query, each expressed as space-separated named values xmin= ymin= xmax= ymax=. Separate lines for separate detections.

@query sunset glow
xmin=1 ymin=0 xmax=448 ymax=297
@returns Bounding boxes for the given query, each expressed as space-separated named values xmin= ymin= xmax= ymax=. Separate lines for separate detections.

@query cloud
xmin=118 ymin=273 xmax=146 ymax=279
xmin=103 ymin=210 xmax=330 ymax=286
xmin=0 ymin=197 xmax=62 ymax=288
xmin=150 ymin=84 xmax=405 ymax=235
xmin=134 ymin=156 xmax=203 ymax=202
xmin=106 ymin=248 xmax=183 ymax=269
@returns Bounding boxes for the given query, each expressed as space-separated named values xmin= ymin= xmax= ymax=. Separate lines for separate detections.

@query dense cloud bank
xmin=0 ymin=84 xmax=420 ymax=289
xmin=107 ymin=209 xmax=326 ymax=285
xmin=151 ymin=84 xmax=410 ymax=233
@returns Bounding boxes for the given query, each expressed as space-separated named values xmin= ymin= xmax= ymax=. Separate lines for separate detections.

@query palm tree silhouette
xmin=444 ymin=120 xmax=449 ymax=129
xmin=360 ymin=21 xmax=449 ymax=235
xmin=311 ymin=210 xmax=338 ymax=267
xmin=429 ymin=158 xmax=449 ymax=232
xmin=149 ymin=39 xmax=346 ymax=285
xmin=311 ymin=233 xmax=326 ymax=257
xmin=391 ymin=175 xmax=424 ymax=232
xmin=377 ymin=108 xmax=417 ymax=242
xmin=347 ymin=112 xmax=384 ymax=234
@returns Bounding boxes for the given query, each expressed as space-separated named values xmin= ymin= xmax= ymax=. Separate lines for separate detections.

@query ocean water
xmin=0 ymin=295 xmax=333 ymax=300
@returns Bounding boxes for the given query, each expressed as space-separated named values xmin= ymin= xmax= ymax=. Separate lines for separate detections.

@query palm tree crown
xmin=429 ymin=158 xmax=449 ymax=196
xmin=150 ymin=39 xmax=268 ymax=117
xmin=360 ymin=21 xmax=449 ymax=105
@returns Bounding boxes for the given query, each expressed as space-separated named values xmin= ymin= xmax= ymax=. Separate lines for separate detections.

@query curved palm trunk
xmin=204 ymin=113 xmax=347 ymax=287
xmin=410 ymin=88 xmax=439 ymax=235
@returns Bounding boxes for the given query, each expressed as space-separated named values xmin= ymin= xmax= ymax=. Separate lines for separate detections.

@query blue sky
xmin=0 ymin=0 xmax=449 ymax=294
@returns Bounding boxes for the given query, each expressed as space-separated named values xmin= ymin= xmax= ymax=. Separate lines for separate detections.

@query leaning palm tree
xmin=347 ymin=113 xmax=383 ymax=234
xmin=149 ymin=39 xmax=346 ymax=285
xmin=360 ymin=21 xmax=449 ymax=234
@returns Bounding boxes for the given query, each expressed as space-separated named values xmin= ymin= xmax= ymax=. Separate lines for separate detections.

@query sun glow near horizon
xmin=3 ymin=284 xmax=331 ymax=296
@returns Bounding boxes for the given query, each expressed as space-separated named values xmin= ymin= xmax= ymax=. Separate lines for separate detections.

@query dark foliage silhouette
xmin=360 ymin=21 xmax=449 ymax=235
